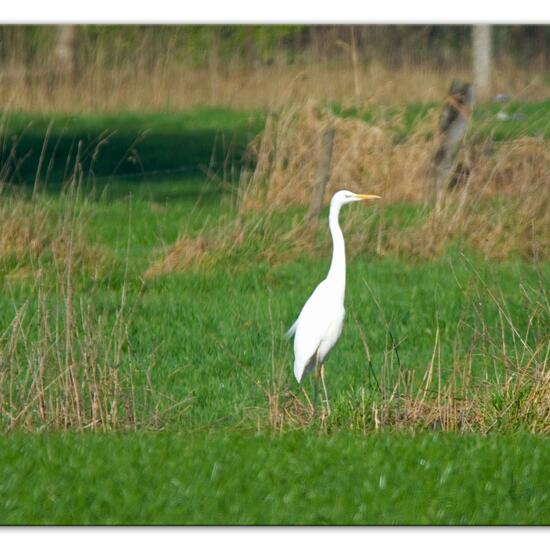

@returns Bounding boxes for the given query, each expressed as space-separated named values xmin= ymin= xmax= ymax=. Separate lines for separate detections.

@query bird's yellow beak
xmin=356 ymin=193 xmax=382 ymax=201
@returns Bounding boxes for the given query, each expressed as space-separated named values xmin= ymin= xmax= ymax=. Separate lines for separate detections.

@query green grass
xmin=1 ymin=431 xmax=550 ymax=525
xmin=0 ymin=108 xmax=263 ymax=187
xmin=0 ymin=105 xmax=548 ymax=524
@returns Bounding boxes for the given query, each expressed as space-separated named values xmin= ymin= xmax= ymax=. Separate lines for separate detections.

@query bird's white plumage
xmin=288 ymin=190 xmax=380 ymax=384
xmin=292 ymin=279 xmax=345 ymax=382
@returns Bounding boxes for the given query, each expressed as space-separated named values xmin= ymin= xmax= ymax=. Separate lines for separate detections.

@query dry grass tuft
xmin=0 ymin=283 xmax=137 ymax=431
xmin=239 ymin=101 xmax=431 ymax=208
xmin=0 ymin=196 xmax=105 ymax=280
xmin=145 ymin=235 xmax=214 ymax=278
xmin=384 ymin=189 xmax=549 ymax=262
xmin=265 ymin=388 xmax=316 ymax=431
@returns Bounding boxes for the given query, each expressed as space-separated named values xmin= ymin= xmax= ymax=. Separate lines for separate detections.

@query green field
xmin=2 ymin=432 xmax=550 ymax=525
xmin=0 ymin=106 xmax=548 ymax=524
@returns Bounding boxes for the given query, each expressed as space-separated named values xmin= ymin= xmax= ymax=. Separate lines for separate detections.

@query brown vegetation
xmin=2 ymin=61 xmax=548 ymax=113
xmin=146 ymin=100 xmax=549 ymax=278
xmin=0 ymin=282 xmax=137 ymax=431
xmin=240 ymin=101 xmax=549 ymax=207
xmin=0 ymin=196 xmax=105 ymax=281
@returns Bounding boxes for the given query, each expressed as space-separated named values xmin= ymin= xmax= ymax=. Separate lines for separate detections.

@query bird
xmin=287 ymin=190 xmax=381 ymax=414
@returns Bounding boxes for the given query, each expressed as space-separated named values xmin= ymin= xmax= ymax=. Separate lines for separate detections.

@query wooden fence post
xmin=431 ymin=80 xmax=474 ymax=200
xmin=307 ymin=126 xmax=335 ymax=224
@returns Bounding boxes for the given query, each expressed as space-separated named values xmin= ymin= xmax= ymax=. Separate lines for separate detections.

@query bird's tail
xmin=286 ymin=320 xmax=298 ymax=339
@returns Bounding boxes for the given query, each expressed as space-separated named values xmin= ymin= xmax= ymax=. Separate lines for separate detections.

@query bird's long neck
xmin=326 ymin=201 xmax=346 ymax=302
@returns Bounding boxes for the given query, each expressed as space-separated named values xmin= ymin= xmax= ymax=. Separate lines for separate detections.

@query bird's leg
xmin=312 ymin=365 xmax=321 ymax=415
xmin=320 ymin=364 xmax=331 ymax=416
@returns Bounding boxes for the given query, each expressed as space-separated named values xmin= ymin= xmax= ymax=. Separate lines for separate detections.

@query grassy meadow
xmin=3 ymin=432 xmax=550 ymax=525
xmin=0 ymin=98 xmax=548 ymax=523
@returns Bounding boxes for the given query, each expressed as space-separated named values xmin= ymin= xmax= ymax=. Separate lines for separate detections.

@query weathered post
xmin=431 ymin=80 xmax=474 ymax=200
xmin=307 ymin=126 xmax=336 ymax=224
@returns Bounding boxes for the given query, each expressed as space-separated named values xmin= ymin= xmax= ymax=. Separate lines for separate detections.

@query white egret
xmin=287 ymin=190 xmax=381 ymax=413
